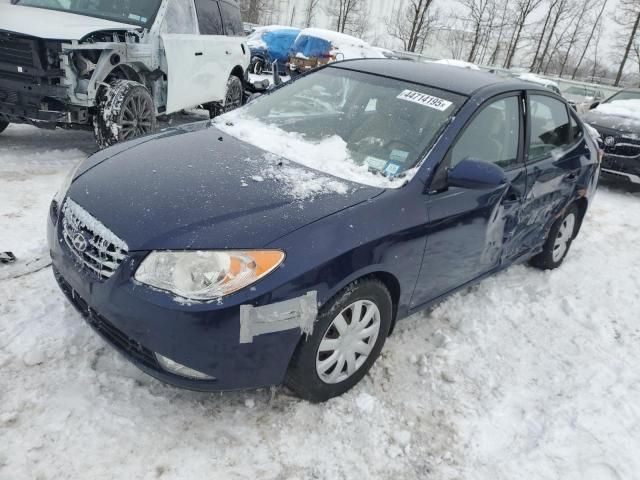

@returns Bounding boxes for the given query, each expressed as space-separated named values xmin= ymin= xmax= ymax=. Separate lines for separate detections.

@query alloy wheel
xmin=120 ymin=92 xmax=154 ymax=140
xmin=315 ymin=300 xmax=381 ymax=384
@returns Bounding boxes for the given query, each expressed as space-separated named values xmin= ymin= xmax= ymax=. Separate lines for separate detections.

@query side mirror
xmin=448 ymin=158 xmax=506 ymax=189
xmin=589 ymin=101 xmax=600 ymax=110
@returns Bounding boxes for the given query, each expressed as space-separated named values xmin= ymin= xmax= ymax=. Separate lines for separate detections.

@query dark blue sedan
xmin=48 ymin=60 xmax=600 ymax=402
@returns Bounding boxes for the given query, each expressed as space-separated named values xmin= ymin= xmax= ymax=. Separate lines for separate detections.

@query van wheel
xmin=94 ymin=80 xmax=156 ymax=149
xmin=529 ymin=204 xmax=579 ymax=270
xmin=0 ymin=120 xmax=8 ymax=134
xmin=209 ymin=75 xmax=244 ymax=119
xmin=285 ymin=278 xmax=392 ymax=403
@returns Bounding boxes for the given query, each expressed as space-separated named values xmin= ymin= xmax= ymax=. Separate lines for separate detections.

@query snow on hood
xmin=0 ymin=3 xmax=140 ymax=40
xmin=594 ymin=99 xmax=640 ymax=121
xmin=214 ymin=111 xmax=409 ymax=189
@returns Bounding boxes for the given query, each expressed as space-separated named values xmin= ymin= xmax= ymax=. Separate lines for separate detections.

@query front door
xmin=411 ymin=94 xmax=528 ymax=309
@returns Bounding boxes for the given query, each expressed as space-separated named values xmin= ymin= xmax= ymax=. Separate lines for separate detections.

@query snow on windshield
xmin=215 ymin=68 xmax=463 ymax=189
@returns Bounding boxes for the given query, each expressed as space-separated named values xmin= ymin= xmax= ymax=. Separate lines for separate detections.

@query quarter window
xmin=450 ymin=96 xmax=521 ymax=170
xmin=218 ymin=0 xmax=244 ymax=36
xmin=528 ymin=95 xmax=572 ymax=162
xmin=195 ymin=0 xmax=224 ymax=35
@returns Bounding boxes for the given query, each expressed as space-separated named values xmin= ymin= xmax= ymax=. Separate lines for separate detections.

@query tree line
xmin=240 ymin=0 xmax=640 ymax=86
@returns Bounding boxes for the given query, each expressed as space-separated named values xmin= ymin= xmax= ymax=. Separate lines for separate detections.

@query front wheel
xmin=529 ymin=204 xmax=579 ymax=270
xmin=285 ymin=278 xmax=392 ymax=402
xmin=0 ymin=120 xmax=9 ymax=135
xmin=94 ymin=80 xmax=157 ymax=149
xmin=209 ymin=75 xmax=244 ymax=119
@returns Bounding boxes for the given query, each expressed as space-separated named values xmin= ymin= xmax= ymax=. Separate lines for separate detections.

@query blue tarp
xmin=289 ymin=35 xmax=332 ymax=59
xmin=261 ymin=29 xmax=300 ymax=62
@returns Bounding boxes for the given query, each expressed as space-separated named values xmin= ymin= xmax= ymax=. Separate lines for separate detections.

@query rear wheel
xmin=208 ymin=75 xmax=244 ymax=119
xmin=94 ymin=80 xmax=156 ymax=149
xmin=250 ymin=57 xmax=265 ymax=75
xmin=529 ymin=204 xmax=579 ymax=270
xmin=0 ymin=120 xmax=9 ymax=134
xmin=285 ymin=278 xmax=392 ymax=402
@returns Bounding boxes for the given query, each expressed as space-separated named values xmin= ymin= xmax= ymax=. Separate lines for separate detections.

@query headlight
xmin=53 ymin=162 xmax=82 ymax=205
xmin=134 ymin=250 xmax=285 ymax=300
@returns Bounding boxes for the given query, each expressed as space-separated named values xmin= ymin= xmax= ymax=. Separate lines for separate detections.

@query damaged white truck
xmin=0 ymin=0 xmax=250 ymax=147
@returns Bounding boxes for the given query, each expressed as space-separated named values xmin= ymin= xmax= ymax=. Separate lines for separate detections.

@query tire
xmin=0 ymin=120 xmax=8 ymax=134
xmin=94 ymin=79 xmax=156 ymax=149
xmin=209 ymin=75 xmax=244 ymax=119
xmin=285 ymin=278 xmax=393 ymax=403
xmin=529 ymin=203 xmax=579 ymax=270
xmin=250 ymin=57 xmax=265 ymax=75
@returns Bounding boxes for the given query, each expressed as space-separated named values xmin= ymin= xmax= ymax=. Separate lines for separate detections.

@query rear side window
xmin=569 ymin=111 xmax=584 ymax=143
xmin=450 ymin=96 xmax=522 ymax=170
xmin=162 ymin=0 xmax=197 ymax=34
xmin=528 ymin=95 xmax=572 ymax=162
xmin=195 ymin=0 xmax=223 ymax=35
xmin=218 ymin=0 xmax=244 ymax=36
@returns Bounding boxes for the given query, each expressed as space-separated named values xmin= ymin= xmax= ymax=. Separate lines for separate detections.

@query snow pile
xmin=594 ymin=99 xmax=640 ymax=121
xmin=215 ymin=112 xmax=407 ymax=189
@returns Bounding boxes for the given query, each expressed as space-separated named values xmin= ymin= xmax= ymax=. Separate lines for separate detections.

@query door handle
xmin=564 ymin=172 xmax=579 ymax=183
xmin=195 ymin=52 xmax=203 ymax=56
xmin=501 ymin=192 xmax=521 ymax=205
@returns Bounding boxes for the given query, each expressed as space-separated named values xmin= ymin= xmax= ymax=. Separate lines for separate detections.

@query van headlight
xmin=134 ymin=250 xmax=285 ymax=300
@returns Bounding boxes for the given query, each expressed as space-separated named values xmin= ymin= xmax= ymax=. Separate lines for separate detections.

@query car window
xmin=528 ymin=95 xmax=572 ymax=162
xmin=450 ymin=96 xmax=521 ymax=170
xmin=194 ymin=0 xmax=224 ymax=35
xmin=162 ymin=0 xmax=197 ymax=34
xmin=218 ymin=0 xmax=244 ymax=36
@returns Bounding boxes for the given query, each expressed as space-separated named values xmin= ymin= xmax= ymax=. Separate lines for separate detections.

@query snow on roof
xmin=247 ymin=25 xmax=300 ymax=48
xmin=297 ymin=28 xmax=386 ymax=60
xmin=595 ymin=99 xmax=640 ymax=121
xmin=518 ymin=73 xmax=560 ymax=89
xmin=432 ymin=59 xmax=481 ymax=71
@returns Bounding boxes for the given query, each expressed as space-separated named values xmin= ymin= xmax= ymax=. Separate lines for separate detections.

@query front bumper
xmin=47 ymin=204 xmax=303 ymax=392
xmin=601 ymin=154 xmax=640 ymax=185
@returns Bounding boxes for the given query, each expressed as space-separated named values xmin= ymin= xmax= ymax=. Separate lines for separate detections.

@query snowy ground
xmin=1 ymin=121 xmax=640 ymax=480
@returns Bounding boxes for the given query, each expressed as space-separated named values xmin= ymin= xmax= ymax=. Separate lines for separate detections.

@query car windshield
xmin=605 ymin=90 xmax=640 ymax=103
xmin=11 ymin=0 xmax=161 ymax=28
xmin=216 ymin=67 xmax=464 ymax=188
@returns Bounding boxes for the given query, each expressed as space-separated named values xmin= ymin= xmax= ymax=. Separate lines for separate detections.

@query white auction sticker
xmin=397 ymin=90 xmax=452 ymax=111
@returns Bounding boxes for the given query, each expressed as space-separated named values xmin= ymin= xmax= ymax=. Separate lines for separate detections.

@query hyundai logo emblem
xmin=604 ymin=136 xmax=616 ymax=147
xmin=72 ymin=232 xmax=88 ymax=253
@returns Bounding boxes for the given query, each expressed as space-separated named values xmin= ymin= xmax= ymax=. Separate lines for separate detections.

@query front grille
xmin=606 ymin=142 xmax=640 ymax=159
xmin=0 ymin=33 xmax=35 ymax=67
xmin=54 ymin=269 xmax=158 ymax=368
xmin=61 ymin=198 xmax=128 ymax=280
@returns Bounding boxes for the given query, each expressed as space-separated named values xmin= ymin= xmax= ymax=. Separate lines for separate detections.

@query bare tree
xmin=530 ymin=0 xmax=560 ymax=71
xmin=615 ymin=0 xmax=640 ymax=86
xmin=303 ymin=0 xmax=321 ymax=28
xmin=386 ymin=0 xmax=438 ymax=52
xmin=503 ymin=0 xmax=543 ymax=68
xmin=533 ymin=0 xmax=571 ymax=73
xmin=571 ymin=0 xmax=608 ymax=79
xmin=558 ymin=0 xmax=596 ymax=77
xmin=488 ymin=0 xmax=511 ymax=65
xmin=325 ymin=0 xmax=363 ymax=34
xmin=240 ymin=0 xmax=273 ymax=24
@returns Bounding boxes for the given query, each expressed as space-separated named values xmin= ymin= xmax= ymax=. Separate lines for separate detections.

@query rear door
xmin=518 ymin=92 xmax=590 ymax=252
xmin=411 ymin=93 xmax=528 ymax=308
xmin=160 ymin=0 xmax=211 ymax=113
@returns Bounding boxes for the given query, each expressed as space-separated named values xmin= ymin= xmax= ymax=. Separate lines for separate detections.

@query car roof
xmin=329 ymin=59 xmax=538 ymax=96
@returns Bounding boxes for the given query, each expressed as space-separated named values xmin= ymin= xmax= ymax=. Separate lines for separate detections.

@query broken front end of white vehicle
xmin=0 ymin=0 xmax=250 ymax=147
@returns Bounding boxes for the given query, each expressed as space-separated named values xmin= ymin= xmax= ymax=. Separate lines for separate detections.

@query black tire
xmin=0 ymin=120 xmax=9 ymax=134
xmin=209 ymin=75 xmax=244 ymax=119
xmin=285 ymin=278 xmax=393 ymax=403
xmin=250 ymin=57 xmax=265 ymax=75
xmin=94 ymin=80 xmax=156 ymax=149
xmin=529 ymin=203 xmax=579 ymax=270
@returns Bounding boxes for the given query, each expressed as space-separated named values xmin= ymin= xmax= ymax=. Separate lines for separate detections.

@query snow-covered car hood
xmin=66 ymin=122 xmax=382 ymax=251
xmin=583 ymin=100 xmax=640 ymax=134
xmin=0 ymin=4 xmax=141 ymax=40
